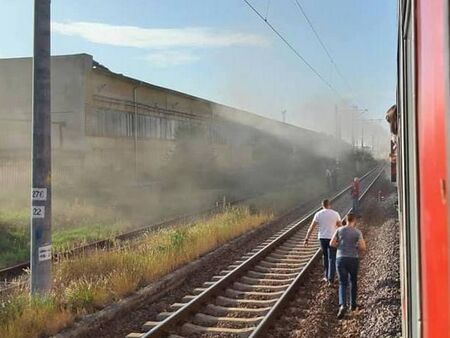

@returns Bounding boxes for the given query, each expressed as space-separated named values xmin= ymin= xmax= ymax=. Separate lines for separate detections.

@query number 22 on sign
xmin=32 ymin=206 xmax=45 ymax=218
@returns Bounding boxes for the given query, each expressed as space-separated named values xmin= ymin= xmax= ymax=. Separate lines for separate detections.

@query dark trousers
xmin=352 ymin=197 xmax=359 ymax=214
xmin=319 ymin=239 xmax=336 ymax=281
xmin=337 ymin=257 xmax=359 ymax=307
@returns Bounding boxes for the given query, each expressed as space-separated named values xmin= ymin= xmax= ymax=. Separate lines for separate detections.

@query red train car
xmin=396 ymin=0 xmax=450 ymax=337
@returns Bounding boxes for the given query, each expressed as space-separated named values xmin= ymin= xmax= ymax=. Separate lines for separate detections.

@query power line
xmin=242 ymin=0 xmax=343 ymax=99
xmin=292 ymin=0 xmax=354 ymax=93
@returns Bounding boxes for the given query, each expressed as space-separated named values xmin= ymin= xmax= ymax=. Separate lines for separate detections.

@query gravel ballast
xmin=268 ymin=187 xmax=401 ymax=338
xmin=54 ymin=172 xmax=384 ymax=338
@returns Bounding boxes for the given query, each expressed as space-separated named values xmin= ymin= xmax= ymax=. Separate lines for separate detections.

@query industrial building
xmin=0 ymin=53 xmax=347 ymax=185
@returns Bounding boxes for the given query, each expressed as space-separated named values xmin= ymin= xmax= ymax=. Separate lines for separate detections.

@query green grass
xmin=0 ymin=224 xmax=124 ymax=268
xmin=0 ymin=159 xmax=377 ymax=337
xmin=0 ymin=173 xmax=324 ymax=269
xmin=0 ymin=204 xmax=127 ymax=268
xmin=0 ymin=210 xmax=29 ymax=267
xmin=52 ymin=223 xmax=124 ymax=252
xmin=0 ymin=207 xmax=272 ymax=338
xmin=0 ymin=165 xmax=369 ymax=269
xmin=0 ymin=229 xmax=28 ymax=268
xmin=0 ymin=173 xmax=325 ymax=269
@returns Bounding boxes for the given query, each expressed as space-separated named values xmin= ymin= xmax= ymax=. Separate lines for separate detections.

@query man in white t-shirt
xmin=304 ymin=199 xmax=342 ymax=283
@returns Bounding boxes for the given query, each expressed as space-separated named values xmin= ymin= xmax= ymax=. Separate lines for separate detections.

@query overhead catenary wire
xmin=242 ymin=0 xmax=343 ymax=99
xmin=292 ymin=0 xmax=354 ymax=93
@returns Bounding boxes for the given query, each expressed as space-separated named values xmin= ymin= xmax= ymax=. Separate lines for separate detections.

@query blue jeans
xmin=320 ymin=239 xmax=337 ymax=281
xmin=352 ymin=197 xmax=359 ymax=214
xmin=337 ymin=257 xmax=359 ymax=307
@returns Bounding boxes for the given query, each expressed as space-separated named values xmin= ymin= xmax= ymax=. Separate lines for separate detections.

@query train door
xmin=397 ymin=1 xmax=422 ymax=336
xmin=415 ymin=0 xmax=450 ymax=336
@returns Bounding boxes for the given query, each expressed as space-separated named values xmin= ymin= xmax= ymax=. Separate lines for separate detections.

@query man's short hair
xmin=322 ymin=199 xmax=330 ymax=207
xmin=347 ymin=213 xmax=357 ymax=223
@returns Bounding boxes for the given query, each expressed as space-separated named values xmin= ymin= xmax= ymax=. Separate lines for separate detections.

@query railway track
xmin=125 ymin=167 xmax=384 ymax=338
xmin=0 ymin=192 xmax=261 ymax=282
xmin=0 ymin=176 xmax=338 ymax=295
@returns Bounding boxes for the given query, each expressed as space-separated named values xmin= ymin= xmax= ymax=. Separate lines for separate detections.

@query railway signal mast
xmin=31 ymin=0 xmax=52 ymax=294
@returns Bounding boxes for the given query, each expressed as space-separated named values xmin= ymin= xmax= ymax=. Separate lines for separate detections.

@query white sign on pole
xmin=32 ymin=206 xmax=45 ymax=218
xmin=32 ymin=188 xmax=47 ymax=201
xmin=38 ymin=245 xmax=52 ymax=262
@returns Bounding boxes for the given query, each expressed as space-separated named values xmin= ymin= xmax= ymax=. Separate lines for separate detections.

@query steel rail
xmin=0 ymin=176 xmax=347 ymax=296
xmin=0 ymin=170 xmax=369 ymax=285
xmin=134 ymin=166 xmax=381 ymax=338
xmin=248 ymin=166 xmax=385 ymax=337
xmin=0 ymin=192 xmax=263 ymax=282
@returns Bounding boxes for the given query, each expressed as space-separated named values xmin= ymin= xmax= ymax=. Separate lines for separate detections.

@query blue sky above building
xmin=0 ymin=0 xmax=396 ymax=134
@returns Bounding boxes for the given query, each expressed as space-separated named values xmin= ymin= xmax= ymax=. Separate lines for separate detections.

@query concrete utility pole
xmin=31 ymin=0 xmax=52 ymax=294
xmin=281 ymin=110 xmax=286 ymax=123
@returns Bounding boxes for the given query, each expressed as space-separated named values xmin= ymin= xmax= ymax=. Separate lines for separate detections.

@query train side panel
xmin=416 ymin=0 xmax=450 ymax=336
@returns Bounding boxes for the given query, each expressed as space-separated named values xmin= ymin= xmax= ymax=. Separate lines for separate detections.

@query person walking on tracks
xmin=304 ymin=199 xmax=342 ymax=283
xmin=330 ymin=213 xmax=366 ymax=319
xmin=351 ymin=177 xmax=360 ymax=214
xmin=326 ymin=168 xmax=332 ymax=192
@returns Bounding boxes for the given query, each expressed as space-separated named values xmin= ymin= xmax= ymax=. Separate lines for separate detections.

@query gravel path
xmin=268 ymin=182 xmax=401 ymax=338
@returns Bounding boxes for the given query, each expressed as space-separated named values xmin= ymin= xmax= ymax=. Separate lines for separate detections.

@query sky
xmin=0 ymin=0 xmax=397 ymax=138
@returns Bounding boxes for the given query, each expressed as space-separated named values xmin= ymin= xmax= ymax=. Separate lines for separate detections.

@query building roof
xmin=0 ymin=53 xmax=343 ymax=146
xmin=88 ymin=55 xmax=328 ymax=138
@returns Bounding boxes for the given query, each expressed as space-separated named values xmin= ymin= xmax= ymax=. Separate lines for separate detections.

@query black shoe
xmin=351 ymin=304 xmax=362 ymax=311
xmin=337 ymin=305 xmax=347 ymax=319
